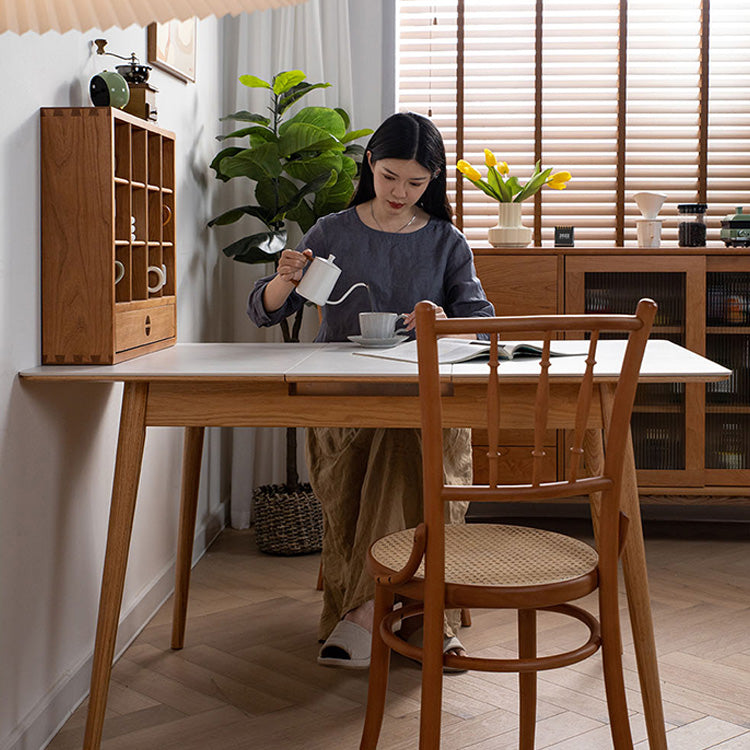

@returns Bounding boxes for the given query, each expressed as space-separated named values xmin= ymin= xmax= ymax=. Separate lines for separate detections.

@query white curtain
xmin=224 ymin=0 xmax=355 ymax=528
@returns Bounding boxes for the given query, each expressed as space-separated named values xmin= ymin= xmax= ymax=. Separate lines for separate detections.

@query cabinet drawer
xmin=116 ymin=304 xmax=175 ymax=352
xmin=472 ymin=445 xmax=556 ymax=484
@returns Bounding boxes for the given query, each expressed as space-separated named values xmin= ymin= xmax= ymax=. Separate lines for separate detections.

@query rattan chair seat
xmin=371 ymin=524 xmax=598 ymax=587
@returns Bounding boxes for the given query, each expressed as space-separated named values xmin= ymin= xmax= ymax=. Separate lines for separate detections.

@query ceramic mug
xmin=147 ymin=263 xmax=167 ymax=293
xmin=359 ymin=312 xmax=406 ymax=340
xmin=114 ymin=260 xmax=125 ymax=285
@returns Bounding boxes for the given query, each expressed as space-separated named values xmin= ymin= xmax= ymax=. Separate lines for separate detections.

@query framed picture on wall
xmin=147 ymin=18 xmax=197 ymax=83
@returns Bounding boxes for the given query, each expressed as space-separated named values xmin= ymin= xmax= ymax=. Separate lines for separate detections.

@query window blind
xmin=397 ymin=0 xmax=750 ymax=247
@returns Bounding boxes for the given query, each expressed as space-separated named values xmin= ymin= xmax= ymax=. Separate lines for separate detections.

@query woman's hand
xmin=276 ymin=248 xmax=313 ymax=284
xmin=263 ymin=248 xmax=313 ymax=312
xmin=401 ymin=304 xmax=446 ymax=332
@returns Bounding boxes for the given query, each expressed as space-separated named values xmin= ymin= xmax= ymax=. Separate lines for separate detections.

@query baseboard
xmin=2 ymin=511 xmax=226 ymax=750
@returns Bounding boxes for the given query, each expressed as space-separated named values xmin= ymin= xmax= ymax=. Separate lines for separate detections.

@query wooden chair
xmin=359 ymin=298 xmax=657 ymax=749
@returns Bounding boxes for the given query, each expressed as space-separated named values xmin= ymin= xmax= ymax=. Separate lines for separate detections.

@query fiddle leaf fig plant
xmin=208 ymin=70 xmax=372 ymax=490
xmin=209 ymin=70 xmax=372 ymax=273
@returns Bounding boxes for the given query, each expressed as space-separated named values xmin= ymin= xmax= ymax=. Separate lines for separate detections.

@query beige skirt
xmin=305 ymin=427 xmax=472 ymax=641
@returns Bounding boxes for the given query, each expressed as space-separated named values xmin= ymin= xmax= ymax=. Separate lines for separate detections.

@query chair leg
xmin=518 ymin=609 xmax=537 ymax=750
xmin=360 ymin=585 xmax=394 ymax=750
xmin=316 ymin=560 xmax=323 ymax=591
xmin=599 ymin=584 xmax=634 ymax=748
xmin=419 ymin=609 xmax=446 ymax=750
xmin=460 ymin=608 xmax=472 ymax=628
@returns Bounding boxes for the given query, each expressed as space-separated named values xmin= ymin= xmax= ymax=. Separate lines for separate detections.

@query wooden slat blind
xmin=397 ymin=0 xmax=750 ymax=247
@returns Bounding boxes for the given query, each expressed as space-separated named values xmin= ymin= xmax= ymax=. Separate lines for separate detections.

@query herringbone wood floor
xmin=48 ymin=521 xmax=750 ymax=749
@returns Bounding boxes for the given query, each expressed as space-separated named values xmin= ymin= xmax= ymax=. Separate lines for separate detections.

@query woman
xmin=247 ymin=112 xmax=494 ymax=668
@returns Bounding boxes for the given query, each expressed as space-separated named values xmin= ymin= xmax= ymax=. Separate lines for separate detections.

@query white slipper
xmin=317 ymin=619 xmax=372 ymax=669
xmin=405 ymin=628 xmax=468 ymax=674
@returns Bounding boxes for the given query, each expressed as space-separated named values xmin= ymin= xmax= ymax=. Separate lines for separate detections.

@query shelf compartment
xmin=707 ymin=272 xmax=750 ymax=326
xmin=632 ymin=411 xmax=685 ymax=471
xmin=706 ymin=413 xmax=750 ymax=470
xmin=705 ymin=334 xmax=750 ymax=405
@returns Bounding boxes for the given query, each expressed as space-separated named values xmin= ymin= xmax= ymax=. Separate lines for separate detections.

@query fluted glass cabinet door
xmin=565 ymin=255 xmax=705 ymax=488
xmin=705 ymin=258 xmax=750 ymax=484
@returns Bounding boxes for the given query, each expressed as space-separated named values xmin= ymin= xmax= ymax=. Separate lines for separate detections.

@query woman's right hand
xmin=276 ymin=248 xmax=314 ymax=284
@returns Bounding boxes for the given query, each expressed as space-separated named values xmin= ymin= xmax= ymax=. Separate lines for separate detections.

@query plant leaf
xmin=272 ymin=70 xmax=306 ymax=95
xmin=220 ymin=142 xmax=282 ymax=181
xmin=255 ymin=176 xmax=299 ymax=216
xmin=216 ymin=125 xmax=275 ymax=142
xmin=278 ymin=123 xmax=343 ymax=157
xmin=341 ymin=128 xmax=374 ymax=144
xmin=207 ymin=205 xmax=273 ymax=227
xmin=277 ymin=82 xmax=332 ymax=115
xmin=313 ymin=171 xmax=354 ymax=215
xmin=274 ymin=170 xmax=338 ymax=222
xmin=219 ymin=110 xmax=271 ymax=127
xmin=284 ymin=151 xmax=343 ymax=182
xmin=514 ymin=166 xmax=553 ymax=202
xmin=487 ymin=166 xmax=511 ymax=201
xmin=238 ymin=75 xmax=271 ymax=89
xmin=285 ymin=199 xmax=317 ymax=233
xmin=209 ymin=146 xmax=244 ymax=181
xmin=506 ymin=176 xmax=522 ymax=197
xmin=334 ymin=107 xmax=350 ymax=130
xmin=221 ymin=230 xmax=288 ymax=264
xmin=279 ymin=106 xmax=347 ymax=140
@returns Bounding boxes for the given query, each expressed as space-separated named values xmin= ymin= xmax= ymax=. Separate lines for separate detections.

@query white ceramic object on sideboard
xmin=636 ymin=219 xmax=663 ymax=248
xmin=488 ymin=203 xmax=533 ymax=248
xmin=633 ymin=191 xmax=667 ymax=220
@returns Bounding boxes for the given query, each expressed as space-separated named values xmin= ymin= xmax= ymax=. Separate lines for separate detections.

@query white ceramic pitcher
xmin=295 ymin=254 xmax=367 ymax=306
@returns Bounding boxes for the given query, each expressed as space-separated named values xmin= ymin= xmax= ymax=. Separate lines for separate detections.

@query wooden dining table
xmin=21 ymin=339 xmax=730 ymax=750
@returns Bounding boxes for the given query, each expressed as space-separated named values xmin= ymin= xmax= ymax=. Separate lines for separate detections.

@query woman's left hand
xmin=401 ymin=304 xmax=446 ymax=332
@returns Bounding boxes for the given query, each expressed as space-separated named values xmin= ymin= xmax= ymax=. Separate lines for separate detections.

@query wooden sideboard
xmin=473 ymin=246 xmax=750 ymax=507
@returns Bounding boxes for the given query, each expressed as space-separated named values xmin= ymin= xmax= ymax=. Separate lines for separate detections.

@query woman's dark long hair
xmin=350 ymin=112 xmax=453 ymax=223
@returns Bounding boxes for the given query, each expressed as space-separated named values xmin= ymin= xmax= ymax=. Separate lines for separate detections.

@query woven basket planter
xmin=253 ymin=483 xmax=322 ymax=555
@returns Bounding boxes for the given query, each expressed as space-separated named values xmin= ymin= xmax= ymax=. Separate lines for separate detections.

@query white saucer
xmin=348 ymin=333 xmax=408 ymax=348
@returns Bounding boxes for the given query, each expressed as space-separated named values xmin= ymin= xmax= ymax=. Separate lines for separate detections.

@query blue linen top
xmin=247 ymin=206 xmax=494 ymax=342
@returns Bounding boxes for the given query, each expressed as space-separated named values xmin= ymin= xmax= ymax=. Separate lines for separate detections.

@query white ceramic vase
xmin=488 ymin=202 xmax=532 ymax=248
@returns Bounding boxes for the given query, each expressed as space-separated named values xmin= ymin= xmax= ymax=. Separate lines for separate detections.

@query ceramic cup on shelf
xmin=147 ymin=264 xmax=167 ymax=293
xmin=636 ymin=219 xmax=662 ymax=248
xmin=114 ymin=260 xmax=125 ymax=285
xmin=358 ymin=312 xmax=406 ymax=339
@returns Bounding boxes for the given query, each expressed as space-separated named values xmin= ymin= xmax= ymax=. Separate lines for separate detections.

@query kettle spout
xmin=326 ymin=282 xmax=368 ymax=305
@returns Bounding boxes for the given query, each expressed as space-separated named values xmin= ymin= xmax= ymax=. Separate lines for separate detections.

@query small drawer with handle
xmin=116 ymin=304 xmax=175 ymax=352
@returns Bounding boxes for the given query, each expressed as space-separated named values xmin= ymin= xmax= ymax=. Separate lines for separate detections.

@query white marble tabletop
xmin=19 ymin=340 xmax=730 ymax=383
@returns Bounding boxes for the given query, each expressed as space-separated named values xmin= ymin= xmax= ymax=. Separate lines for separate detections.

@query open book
xmin=353 ymin=337 xmax=568 ymax=364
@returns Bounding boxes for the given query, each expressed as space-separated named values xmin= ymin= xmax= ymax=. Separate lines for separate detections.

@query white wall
xmin=0 ymin=19 xmax=229 ymax=750
xmin=0 ymin=4 xmax=395 ymax=746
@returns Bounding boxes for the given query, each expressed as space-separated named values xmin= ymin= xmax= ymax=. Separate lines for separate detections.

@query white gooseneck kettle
xmin=294 ymin=254 xmax=367 ymax=306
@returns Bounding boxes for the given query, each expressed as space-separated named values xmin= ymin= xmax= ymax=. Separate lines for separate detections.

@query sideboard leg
xmin=83 ymin=382 xmax=148 ymax=750
xmin=171 ymin=426 xmax=205 ymax=649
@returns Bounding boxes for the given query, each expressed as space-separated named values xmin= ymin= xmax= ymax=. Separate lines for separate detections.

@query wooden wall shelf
xmin=41 ymin=107 xmax=176 ymax=364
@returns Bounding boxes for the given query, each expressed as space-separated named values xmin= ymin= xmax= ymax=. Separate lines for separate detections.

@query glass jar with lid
xmin=677 ymin=203 xmax=707 ymax=247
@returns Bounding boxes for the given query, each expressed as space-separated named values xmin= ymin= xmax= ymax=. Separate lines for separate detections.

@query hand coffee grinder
xmin=94 ymin=39 xmax=158 ymax=121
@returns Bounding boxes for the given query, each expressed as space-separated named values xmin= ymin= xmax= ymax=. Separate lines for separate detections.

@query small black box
xmin=555 ymin=226 xmax=575 ymax=247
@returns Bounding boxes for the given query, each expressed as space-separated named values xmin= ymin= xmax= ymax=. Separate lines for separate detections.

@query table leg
xmin=171 ymin=426 xmax=205 ymax=650
xmin=600 ymin=385 xmax=667 ymax=750
xmin=83 ymin=382 xmax=148 ymax=750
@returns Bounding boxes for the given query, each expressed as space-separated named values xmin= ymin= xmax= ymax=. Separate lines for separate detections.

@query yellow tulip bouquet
xmin=457 ymin=149 xmax=571 ymax=202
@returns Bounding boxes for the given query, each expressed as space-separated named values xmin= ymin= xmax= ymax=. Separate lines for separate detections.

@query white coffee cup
xmin=114 ymin=260 xmax=125 ymax=285
xmin=359 ymin=312 xmax=406 ymax=340
xmin=636 ymin=219 xmax=662 ymax=248
xmin=147 ymin=263 xmax=167 ymax=293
